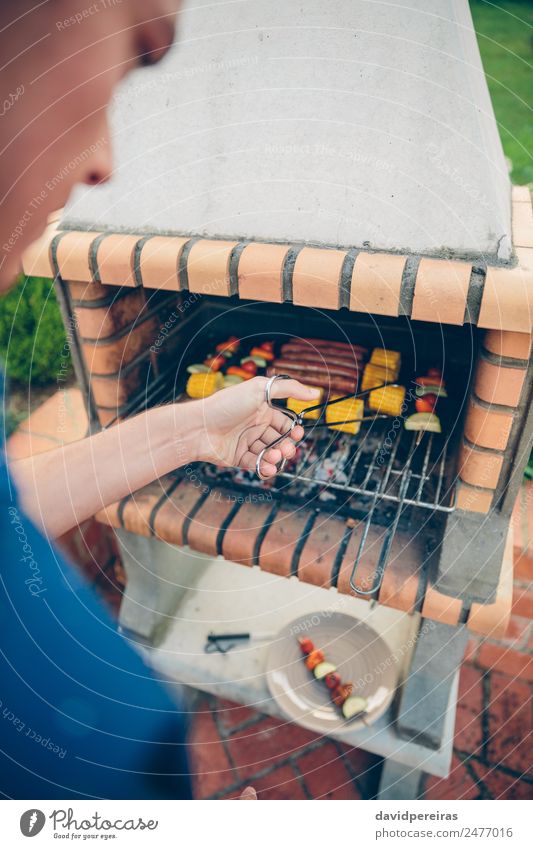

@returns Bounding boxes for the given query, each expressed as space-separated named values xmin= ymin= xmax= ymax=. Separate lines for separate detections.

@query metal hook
xmin=256 ymin=374 xmax=300 ymax=480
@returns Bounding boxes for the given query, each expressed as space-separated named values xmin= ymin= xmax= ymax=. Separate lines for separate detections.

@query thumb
xmin=269 ymin=377 xmax=321 ymax=402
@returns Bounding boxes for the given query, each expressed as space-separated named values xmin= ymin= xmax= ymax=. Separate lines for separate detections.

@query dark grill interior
xmin=101 ymin=296 xmax=479 ymax=585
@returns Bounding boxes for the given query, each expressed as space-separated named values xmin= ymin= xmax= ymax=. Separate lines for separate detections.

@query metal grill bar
xmin=277 ymin=418 xmax=455 ymax=513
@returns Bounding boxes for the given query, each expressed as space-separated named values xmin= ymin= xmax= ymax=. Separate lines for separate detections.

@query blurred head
xmin=0 ymin=0 xmax=181 ymax=289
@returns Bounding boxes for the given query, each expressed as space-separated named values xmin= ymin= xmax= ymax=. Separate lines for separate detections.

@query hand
xmin=194 ymin=376 xmax=320 ymax=478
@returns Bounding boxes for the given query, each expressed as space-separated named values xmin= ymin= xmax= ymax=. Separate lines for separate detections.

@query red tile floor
xmin=8 ymin=388 xmax=533 ymax=800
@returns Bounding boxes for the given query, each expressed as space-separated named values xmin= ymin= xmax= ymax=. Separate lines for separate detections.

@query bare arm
xmin=9 ymin=377 xmax=318 ymax=538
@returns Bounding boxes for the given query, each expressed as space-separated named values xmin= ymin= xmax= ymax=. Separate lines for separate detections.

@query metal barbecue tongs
xmin=255 ymin=373 xmax=392 ymax=480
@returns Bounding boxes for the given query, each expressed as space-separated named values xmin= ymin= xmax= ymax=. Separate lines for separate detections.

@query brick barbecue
xmin=23 ymin=0 xmax=532 ymax=798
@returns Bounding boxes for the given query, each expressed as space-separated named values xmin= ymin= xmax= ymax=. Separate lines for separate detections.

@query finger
xmin=292 ymin=424 xmax=304 ymax=442
xmin=269 ymin=378 xmax=321 ymax=402
xmin=239 ymin=449 xmax=278 ymax=477
xmin=251 ymin=425 xmax=286 ymax=451
xmin=262 ymin=446 xmax=282 ymax=465
xmin=240 ymin=786 xmax=257 ymax=800
xmin=270 ymin=405 xmax=311 ymax=442
xmin=267 ymin=410 xmax=305 ymax=443
xmin=249 ymin=429 xmax=299 ymax=460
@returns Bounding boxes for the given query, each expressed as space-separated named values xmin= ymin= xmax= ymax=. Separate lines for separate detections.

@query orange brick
xmin=412 ymin=257 xmax=471 ymax=325
xmin=186 ymin=490 xmax=240 ymax=556
xmin=298 ymin=743 xmax=360 ymax=800
xmin=292 ymin=246 xmax=346 ymax=310
xmin=152 ymin=480 xmax=205 ymax=546
xmin=67 ymin=279 xmax=114 ymax=301
xmin=474 ymin=358 xmax=526 ymax=407
xmin=120 ymin=479 xmax=173 ymax=537
xmin=454 ymin=665 xmax=484 ymax=755
xmin=90 ymin=367 xmax=145 ymax=407
xmin=483 ymin=330 xmax=531 ymax=360
xmin=512 ymin=198 xmax=533 ymax=248
xmin=97 ymin=233 xmax=139 ymax=287
xmin=237 ymin=242 xmax=289 ymax=303
xmin=187 ymin=239 xmax=238 ymax=296
xmin=478 ymin=248 xmax=533 ymax=333
xmin=81 ymin=317 xmax=159 ymax=373
xmin=487 ymin=672 xmax=532 ymax=773
xmin=421 ymin=580 xmax=462 ymax=626
xmin=138 ymin=235 xmax=189 ymax=290
xmin=468 ymin=532 xmax=513 ymax=638
xmin=222 ymin=500 xmax=273 ymax=566
xmin=56 ymin=230 xmax=101 ymax=282
xmin=457 ymin=441 xmax=503 ymax=489
xmin=463 ymin=398 xmax=514 ymax=451
xmin=96 ymin=407 xmax=120 ymax=427
xmin=350 ymin=252 xmax=405 ymax=316
xmin=188 ymin=704 xmax=236 ymax=799
xmin=424 ymin=754 xmax=481 ymax=800
xmin=478 ymin=644 xmax=533 ymax=682
xmin=511 ymin=586 xmax=533 ymax=620
xmin=455 ymin=482 xmax=494 ymax=514
xmin=512 ymin=186 xmax=532 ymax=203
xmin=258 ymin=508 xmax=310 ymax=578
xmin=74 ymin=289 xmax=147 ymax=339
xmin=297 ymin=516 xmax=347 ymax=588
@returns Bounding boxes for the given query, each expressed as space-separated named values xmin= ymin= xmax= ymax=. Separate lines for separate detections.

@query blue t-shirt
xmin=0 ymin=386 xmax=192 ymax=799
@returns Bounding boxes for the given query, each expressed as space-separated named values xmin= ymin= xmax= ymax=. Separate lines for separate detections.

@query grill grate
xmin=276 ymin=418 xmax=455 ymax=513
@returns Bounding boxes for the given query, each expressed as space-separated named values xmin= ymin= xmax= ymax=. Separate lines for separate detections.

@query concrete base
xmin=377 ymin=760 xmax=423 ymax=800
xmin=129 ymin=550 xmax=458 ymax=779
xmin=115 ymin=528 xmax=210 ymax=643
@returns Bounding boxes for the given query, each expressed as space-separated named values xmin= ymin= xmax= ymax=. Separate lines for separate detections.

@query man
xmin=0 ymin=0 xmax=316 ymax=799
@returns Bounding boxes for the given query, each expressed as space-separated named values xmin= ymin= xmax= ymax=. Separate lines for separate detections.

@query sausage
xmin=273 ymin=357 xmax=359 ymax=381
xmin=279 ymin=347 xmax=365 ymax=368
xmin=267 ymin=365 xmax=357 ymax=394
xmin=288 ymin=338 xmax=368 ymax=356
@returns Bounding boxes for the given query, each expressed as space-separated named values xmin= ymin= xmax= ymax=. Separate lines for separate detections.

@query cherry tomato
xmin=427 ymin=367 xmax=443 ymax=379
xmin=241 ymin=360 xmax=258 ymax=375
xmin=203 ymin=355 xmax=225 ymax=371
xmin=298 ymin=637 xmax=315 ymax=655
xmin=416 ymin=393 xmax=438 ymax=413
xmin=325 ymin=672 xmax=341 ymax=690
xmin=260 ymin=341 xmax=274 ymax=352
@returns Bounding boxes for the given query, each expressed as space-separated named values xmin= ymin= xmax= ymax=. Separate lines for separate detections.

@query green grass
xmin=470 ymin=0 xmax=533 ymax=184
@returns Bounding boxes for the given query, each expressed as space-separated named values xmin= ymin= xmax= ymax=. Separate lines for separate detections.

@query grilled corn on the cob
xmin=287 ymin=387 xmax=323 ymax=420
xmin=368 ymin=384 xmax=406 ymax=417
xmin=326 ymin=397 xmax=364 ymax=434
xmin=361 ymin=363 xmax=396 ymax=391
xmin=186 ymin=371 xmax=224 ymax=398
xmin=370 ymin=348 xmax=401 ymax=377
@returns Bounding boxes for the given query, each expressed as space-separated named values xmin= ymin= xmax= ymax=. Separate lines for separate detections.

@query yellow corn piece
xmin=370 ymin=348 xmax=401 ymax=376
xmin=287 ymin=387 xmax=324 ymax=420
xmin=361 ymin=363 xmax=396 ymax=391
xmin=186 ymin=371 xmax=224 ymax=398
xmin=368 ymin=384 xmax=406 ymax=417
xmin=326 ymin=397 xmax=364 ymax=434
